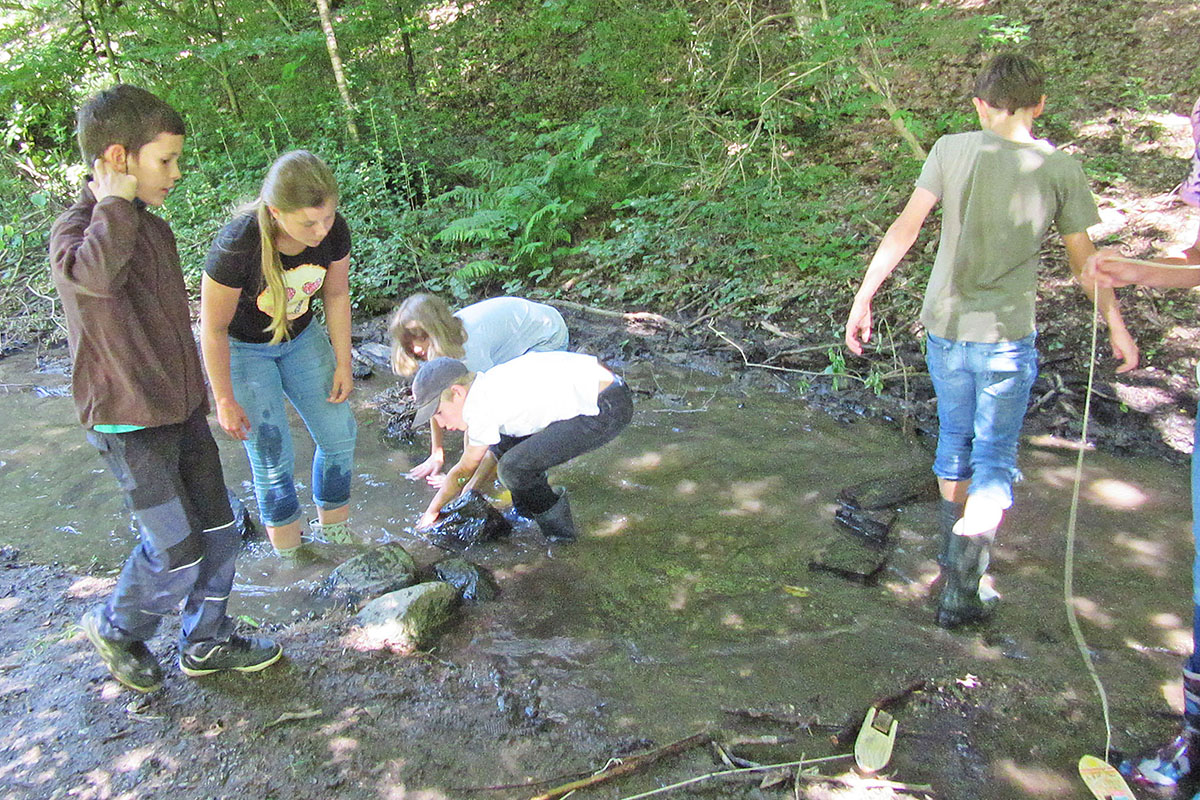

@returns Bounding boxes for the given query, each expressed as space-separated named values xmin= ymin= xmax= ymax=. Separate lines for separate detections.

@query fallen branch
xmin=548 ymin=299 xmax=683 ymax=332
xmin=529 ymin=731 xmax=712 ymax=800
xmin=615 ymin=753 xmax=853 ymax=800
xmin=708 ymin=323 xmax=860 ymax=382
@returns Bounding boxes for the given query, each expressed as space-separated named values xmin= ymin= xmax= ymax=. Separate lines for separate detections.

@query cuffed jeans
xmin=229 ymin=322 xmax=357 ymax=527
xmin=491 ymin=378 xmax=633 ymax=516
xmin=925 ymin=332 xmax=1039 ymax=510
xmin=86 ymin=406 xmax=237 ymax=645
xmin=1186 ymin=407 xmax=1200 ymax=719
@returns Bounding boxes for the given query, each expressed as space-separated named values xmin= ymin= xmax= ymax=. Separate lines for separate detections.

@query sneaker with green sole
xmin=81 ymin=607 xmax=163 ymax=693
xmin=179 ymin=633 xmax=283 ymax=677
xmin=309 ymin=519 xmax=354 ymax=544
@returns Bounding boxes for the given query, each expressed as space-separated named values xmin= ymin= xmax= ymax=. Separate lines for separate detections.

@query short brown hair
xmin=76 ymin=85 xmax=186 ymax=164
xmin=973 ymin=54 xmax=1044 ymax=113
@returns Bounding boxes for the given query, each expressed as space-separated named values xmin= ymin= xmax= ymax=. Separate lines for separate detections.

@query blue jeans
xmin=925 ymin=332 xmax=1038 ymax=509
xmin=229 ymin=323 xmax=357 ymax=527
xmin=1187 ymin=408 xmax=1200 ymax=694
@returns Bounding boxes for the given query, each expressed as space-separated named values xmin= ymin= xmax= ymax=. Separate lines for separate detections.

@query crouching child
xmin=412 ymin=353 xmax=633 ymax=541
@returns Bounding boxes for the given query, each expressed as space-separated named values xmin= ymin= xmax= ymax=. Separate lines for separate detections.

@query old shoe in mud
xmin=533 ymin=488 xmax=576 ymax=542
xmin=180 ymin=633 xmax=283 ymax=677
xmin=1120 ymin=729 xmax=1200 ymax=790
xmin=935 ymin=527 xmax=997 ymax=629
xmin=81 ymin=607 xmax=163 ymax=693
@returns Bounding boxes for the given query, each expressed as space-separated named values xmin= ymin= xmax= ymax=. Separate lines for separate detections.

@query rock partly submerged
xmin=350 ymin=581 xmax=460 ymax=653
xmin=316 ymin=543 xmax=419 ymax=609
xmin=432 ymin=557 xmax=499 ymax=603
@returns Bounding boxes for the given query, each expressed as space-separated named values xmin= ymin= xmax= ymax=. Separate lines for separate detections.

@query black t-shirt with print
xmin=204 ymin=211 xmax=351 ymax=343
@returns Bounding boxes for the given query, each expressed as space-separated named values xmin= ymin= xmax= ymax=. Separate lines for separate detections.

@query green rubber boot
xmin=532 ymin=488 xmax=577 ymax=543
xmin=936 ymin=525 xmax=997 ymax=629
xmin=936 ymin=498 xmax=964 ymax=569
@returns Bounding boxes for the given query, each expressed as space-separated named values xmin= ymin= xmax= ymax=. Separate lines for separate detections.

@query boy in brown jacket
xmin=51 ymin=85 xmax=280 ymax=692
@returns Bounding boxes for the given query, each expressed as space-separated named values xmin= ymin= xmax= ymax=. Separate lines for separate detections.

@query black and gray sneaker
xmin=81 ymin=607 xmax=163 ymax=693
xmin=179 ymin=633 xmax=283 ymax=677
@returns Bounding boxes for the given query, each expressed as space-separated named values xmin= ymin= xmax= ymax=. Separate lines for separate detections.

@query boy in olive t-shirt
xmin=843 ymin=53 xmax=1138 ymax=629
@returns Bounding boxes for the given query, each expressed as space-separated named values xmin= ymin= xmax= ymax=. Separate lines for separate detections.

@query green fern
xmin=452 ymin=260 xmax=511 ymax=282
xmin=433 ymin=209 xmax=515 ymax=245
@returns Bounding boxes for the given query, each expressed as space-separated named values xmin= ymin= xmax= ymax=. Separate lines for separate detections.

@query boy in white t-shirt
xmin=412 ymin=353 xmax=632 ymax=541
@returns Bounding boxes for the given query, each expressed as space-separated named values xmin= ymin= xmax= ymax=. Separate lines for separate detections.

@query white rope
xmin=1063 ymin=287 xmax=1114 ymax=759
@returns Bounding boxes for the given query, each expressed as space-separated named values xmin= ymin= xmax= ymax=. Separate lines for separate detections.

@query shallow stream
xmin=1 ymin=349 xmax=1195 ymax=798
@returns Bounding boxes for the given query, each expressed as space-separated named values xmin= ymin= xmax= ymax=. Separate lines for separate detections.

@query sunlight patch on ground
xmin=1087 ymin=478 xmax=1148 ymax=509
xmin=114 ymin=744 xmax=175 ymax=772
xmin=1070 ymin=596 xmax=1115 ymax=628
xmin=1113 ymin=532 xmax=1170 ymax=576
xmin=424 ymin=1 xmax=479 ymax=31
xmin=882 ymin=568 xmax=935 ymax=602
xmin=377 ymin=781 xmax=455 ymax=800
xmin=995 ymin=757 xmax=1074 ymax=796
xmin=719 ymin=477 xmax=778 ymax=517
xmin=676 ymin=479 xmax=698 ymax=494
xmin=327 ymin=735 xmax=358 ymax=762
xmin=1159 ymin=677 xmax=1185 ymax=713
xmin=964 ymin=638 xmax=1007 ymax=662
xmin=1149 ymin=612 xmax=1194 ymax=656
xmin=0 ymin=596 xmax=21 ymax=613
xmin=590 ymin=514 xmax=630 ymax=538
xmin=668 ymin=582 xmax=691 ymax=611
xmin=624 ymin=451 xmax=663 ymax=471
xmin=66 ymin=575 xmax=115 ymax=598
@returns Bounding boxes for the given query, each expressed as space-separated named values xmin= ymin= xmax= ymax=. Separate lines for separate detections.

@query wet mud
xmin=0 ymin=311 xmax=1196 ymax=800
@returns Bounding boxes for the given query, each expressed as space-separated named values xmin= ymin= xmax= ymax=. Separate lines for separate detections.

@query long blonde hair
xmin=388 ymin=293 xmax=467 ymax=376
xmin=252 ymin=150 xmax=339 ymax=344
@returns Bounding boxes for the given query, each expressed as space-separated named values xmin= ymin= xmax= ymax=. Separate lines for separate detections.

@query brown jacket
xmin=49 ymin=185 xmax=208 ymax=429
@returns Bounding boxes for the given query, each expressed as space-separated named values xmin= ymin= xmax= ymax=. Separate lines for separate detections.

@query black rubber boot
xmin=532 ymin=488 xmax=577 ymax=543
xmin=936 ymin=498 xmax=964 ymax=569
xmin=936 ymin=528 xmax=997 ymax=629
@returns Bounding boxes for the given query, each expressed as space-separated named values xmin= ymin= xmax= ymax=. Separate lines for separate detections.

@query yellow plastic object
xmin=854 ymin=707 xmax=897 ymax=773
xmin=1078 ymin=755 xmax=1135 ymax=800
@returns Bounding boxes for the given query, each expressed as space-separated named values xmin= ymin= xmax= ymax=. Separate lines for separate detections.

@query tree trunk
xmin=314 ymin=0 xmax=361 ymax=142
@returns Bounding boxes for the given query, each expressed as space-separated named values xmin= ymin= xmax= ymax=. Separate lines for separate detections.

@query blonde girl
xmin=389 ymin=294 xmax=567 ymax=485
xmin=200 ymin=150 xmax=357 ymax=556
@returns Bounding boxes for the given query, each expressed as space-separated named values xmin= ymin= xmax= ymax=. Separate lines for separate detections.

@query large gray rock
xmin=316 ymin=544 xmax=418 ymax=608
xmin=352 ymin=581 xmax=459 ymax=653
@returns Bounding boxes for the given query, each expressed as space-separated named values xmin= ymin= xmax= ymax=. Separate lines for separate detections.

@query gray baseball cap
xmin=412 ymin=357 xmax=469 ymax=427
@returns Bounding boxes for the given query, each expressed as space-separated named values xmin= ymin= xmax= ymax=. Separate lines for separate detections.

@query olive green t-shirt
xmin=916 ymin=129 xmax=1101 ymax=342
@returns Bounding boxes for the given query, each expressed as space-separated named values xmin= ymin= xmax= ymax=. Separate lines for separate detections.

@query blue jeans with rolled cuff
xmin=228 ymin=322 xmax=357 ymax=527
xmin=87 ymin=406 xmax=237 ymax=646
xmin=1185 ymin=406 xmax=1200 ymax=727
xmin=925 ymin=332 xmax=1039 ymax=510
xmin=490 ymin=378 xmax=633 ymax=516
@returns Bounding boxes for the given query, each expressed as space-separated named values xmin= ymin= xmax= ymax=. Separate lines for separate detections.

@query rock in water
xmin=837 ymin=468 xmax=937 ymax=511
xmin=422 ymin=490 xmax=512 ymax=551
xmin=316 ymin=544 xmax=418 ymax=608
xmin=352 ymin=581 xmax=459 ymax=653
xmin=432 ymin=557 xmax=499 ymax=603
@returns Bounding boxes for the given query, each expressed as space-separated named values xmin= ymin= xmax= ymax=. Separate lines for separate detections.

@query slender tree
xmin=314 ymin=0 xmax=360 ymax=142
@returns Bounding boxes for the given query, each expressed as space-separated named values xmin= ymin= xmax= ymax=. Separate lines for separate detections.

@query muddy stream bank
xmin=0 ymin=319 xmax=1195 ymax=800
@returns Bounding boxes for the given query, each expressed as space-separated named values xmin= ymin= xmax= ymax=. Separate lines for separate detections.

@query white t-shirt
xmin=455 ymin=297 xmax=569 ymax=373
xmin=462 ymin=351 xmax=611 ymax=447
